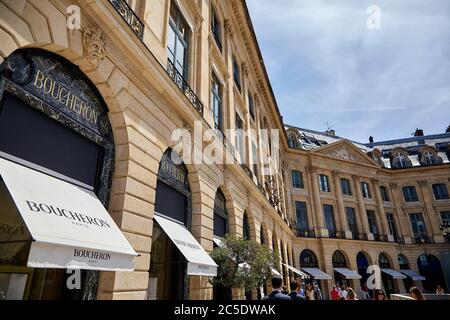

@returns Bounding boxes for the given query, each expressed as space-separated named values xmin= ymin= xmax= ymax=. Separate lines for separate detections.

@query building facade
xmin=0 ymin=0 xmax=448 ymax=300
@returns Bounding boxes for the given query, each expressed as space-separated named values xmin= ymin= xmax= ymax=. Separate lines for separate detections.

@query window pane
xmin=323 ymin=205 xmax=336 ymax=233
xmin=295 ymin=201 xmax=309 ymax=231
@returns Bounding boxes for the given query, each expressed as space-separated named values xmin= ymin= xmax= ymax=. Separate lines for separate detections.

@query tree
xmin=210 ymin=235 xmax=279 ymax=293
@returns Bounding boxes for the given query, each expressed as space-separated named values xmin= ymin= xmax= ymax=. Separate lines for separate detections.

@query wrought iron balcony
xmin=109 ymin=0 xmax=144 ymax=39
xmin=413 ymin=235 xmax=434 ymax=244
xmin=355 ymin=233 xmax=368 ymax=241
xmin=374 ymin=234 xmax=388 ymax=242
xmin=240 ymin=163 xmax=253 ymax=180
xmin=296 ymin=229 xmax=316 ymax=238
xmin=214 ymin=128 xmax=235 ymax=156
xmin=166 ymin=59 xmax=204 ymax=116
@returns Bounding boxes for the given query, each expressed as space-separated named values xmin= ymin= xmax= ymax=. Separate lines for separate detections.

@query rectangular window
xmin=402 ymin=186 xmax=418 ymax=202
xmin=295 ymin=201 xmax=309 ymax=233
xmin=211 ymin=8 xmax=222 ymax=51
xmin=252 ymin=142 xmax=258 ymax=177
xmin=380 ymin=186 xmax=390 ymax=202
xmin=168 ymin=3 xmax=189 ymax=79
xmin=319 ymin=174 xmax=330 ymax=192
xmin=235 ymin=113 xmax=244 ymax=161
xmin=346 ymin=207 xmax=358 ymax=234
xmin=432 ymin=183 xmax=449 ymax=200
xmin=248 ymin=94 xmax=255 ymax=120
xmin=341 ymin=178 xmax=352 ymax=196
xmin=361 ymin=182 xmax=371 ymax=199
xmin=367 ymin=210 xmax=379 ymax=235
xmin=441 ymin=211 xmax=450 ymax=224
xmin=323 ymin=204 xmax=336 ymax=235
xmin=410 ymin=213 xmax=427 ymax=242
xmin=233 ymin=57 xmax=241 ymax=92
xmin=211 ymin=73 xmax=222 ymax=130
xmin=386 ymin=212 xmax=398 ymax=241
xmin=292 ymin=170 xmax=304 ymax=188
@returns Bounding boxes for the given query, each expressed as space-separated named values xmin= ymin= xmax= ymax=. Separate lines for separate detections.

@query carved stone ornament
xmin=83 ymin=27 xmax=106 ymax=67
xmin=327 ymin=146 xmax=357 ymax=161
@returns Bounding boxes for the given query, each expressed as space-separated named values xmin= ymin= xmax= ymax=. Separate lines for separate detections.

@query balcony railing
xmin=240 ymin=163 xmax=253 ymax=180
xmin=413 ymin=235 xmax=434 ymax=244
xmin=214 ymin=128 xmax=236 ymax=156
xmin=374 ymin=234 xmax=389 ymax=242
xmin=296 ymin=229 xmax=316 ymax=238
xmin=109 ymin=0 xmax=144 ymax=39
xmin=166 ymin=59 xmax=204 ymax=116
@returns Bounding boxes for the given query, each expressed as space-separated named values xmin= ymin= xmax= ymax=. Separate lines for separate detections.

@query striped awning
xmin=282 ymin=263 xmax=310 ymax=278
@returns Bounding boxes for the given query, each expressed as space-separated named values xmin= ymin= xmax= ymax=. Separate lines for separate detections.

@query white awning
xmin=302 ymin=267 xmax=332 ymax=280
xmin=282 ymin=263 xmax=310 ymax=278
xmin=0 ymin=157 xmax=137 ymax=271
xmin=212 ymin=236 xmax=224 ymax=247
xmin=333 ymin=268 xmax=362 ymax=279
xmin=381 ymin=268 xmax=407 ymax=279
xmin=401 ymin=270 xmax=426 ymax=281
xmin=271 ymin=267 xmax=281 ymax=276
xmin=154 ymin=214 xmax=217 ymax=277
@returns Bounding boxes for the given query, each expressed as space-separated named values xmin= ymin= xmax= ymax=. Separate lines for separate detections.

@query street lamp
xmin=440 ymin=221 xmax=450 ymax=242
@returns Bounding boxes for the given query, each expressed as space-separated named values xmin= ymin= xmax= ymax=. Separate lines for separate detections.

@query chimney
xmin=369 ymin=136 xmax=374 ymax=144
xmin=413 ymin=128 xmax=424 ymax=137
xmin=325 ymin=129 xmax=335 ymax=136
xmin=446 ymin=125 xmax=450 ymax=133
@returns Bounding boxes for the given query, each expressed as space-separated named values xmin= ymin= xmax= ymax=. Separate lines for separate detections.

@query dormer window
xmin=420 ymin=149 xmax=442 ymax=166
xmin=391 ymin=149 xmax=412 ymax=168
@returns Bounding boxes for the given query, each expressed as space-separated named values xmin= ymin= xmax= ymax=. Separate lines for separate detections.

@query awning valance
xmin=302 ymin=267 xmax=332 ymax=280
xmin=381 ymin=268 xmax=407 ymax=279
xmin=401 ymin=269 xmax=426 ymax=281
xmin=282 ymin=263 xmax=310 ymax=278
xmin=154 ymin=214 xmax=217 ymax=277
xmin=333 ymin=268 xmax=362 ymax=279
xmin=0 ymin=157 xmax=137 ymax=271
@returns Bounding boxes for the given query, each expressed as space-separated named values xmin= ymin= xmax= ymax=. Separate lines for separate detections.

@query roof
xmin=285 ymin=124 xmax=450 ymax=169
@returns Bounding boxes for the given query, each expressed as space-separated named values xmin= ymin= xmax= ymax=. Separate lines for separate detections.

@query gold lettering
xmin=66 ymin=92 xmax=76 ymax=110
xmin=58 ymin=87 xmax=68 ymax=105
xmin=43 ymin=77 xmax=53 ymax=95
xmin=33 ymin=70 xmax=45 ymax=89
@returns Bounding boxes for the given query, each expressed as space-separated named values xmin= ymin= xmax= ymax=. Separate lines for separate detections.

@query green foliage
xmin=210 ymin=235 xmax=278 ymax=292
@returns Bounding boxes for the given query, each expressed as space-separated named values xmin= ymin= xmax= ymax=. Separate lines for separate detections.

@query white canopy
xmin=282 ymin=263 xmax=310 ymax=278
xmin=381 ymin=268 xmax=407 ymax=279
xmin=0 ymin=157 xmax=137 ymax=271
xmin=154 ymin=214 xmax=217 ymax=277
xmin=333 ymin=268 xmax=362 ymax=279
xmin=400 ymin=269 xmax=426 ymax=281
xmin=302 ymin=267 xmax=332 ymax=280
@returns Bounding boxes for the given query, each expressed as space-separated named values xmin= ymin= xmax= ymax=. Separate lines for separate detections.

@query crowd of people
xmin=262 ymin=276 xmax=441 ymax=301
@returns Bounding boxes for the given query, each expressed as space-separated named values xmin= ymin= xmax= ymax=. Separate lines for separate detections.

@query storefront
xmin=332 ymin=251 xmax=361 ymax=288
xmin=0 ymin=49 xmax=136 ymax=300
xmin=148 ymin=149 xmax=217 ymax=300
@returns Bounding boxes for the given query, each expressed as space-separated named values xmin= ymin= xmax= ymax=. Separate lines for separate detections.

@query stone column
xmin=418 ymin=180 xmax=445 ymax=243
xmin=389 ymin=183 xmax=412 ymax=244
xmin=353 ymin=176 xmax=373 ymax=240
xmin=372 ymin=180 xmax=393 ymax=242
xmin=332 ymin=171 xmax=352 ymax=239
xmin=310 ymin=167 xmax=328 ymax=237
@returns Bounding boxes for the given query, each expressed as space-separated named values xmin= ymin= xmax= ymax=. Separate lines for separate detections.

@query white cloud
xmin=246 ymin=0 xmax=450 ymax=142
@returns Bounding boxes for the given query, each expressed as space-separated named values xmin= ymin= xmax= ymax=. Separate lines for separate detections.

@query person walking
xmin=436 ymin=285 xmax=445 ymax=295
xmin=339 ymin=285 xmax=348 ymax=300
xmin=262 ymin=276 xmax=292 ymax=300
xmin=330 ymin=286 xmax=340 ymax=300
xmin=346 ymin=288 xmax=358 ymax=300
xmin=409 ymin=287 xmax=425 ymax=300
xmin=288 ymin=281 xmax=305 ymax=300
xmin=314 ymin=284 xmax=323 ymax=300
xmin=374 ymin=289 xmax=387 ymax=300
xmin=306 ymin=283 xmax=315 ymax=300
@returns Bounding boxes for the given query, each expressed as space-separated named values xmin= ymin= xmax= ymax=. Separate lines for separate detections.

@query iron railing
xmin=166 ymin=59 xmax=204 ymax=116
xmin=374 ymin=234 xmax=389 ymax=242
xmin=296 ymin=229 xmax=316 ymax=238
xmin=413 ymin=235 xmax=434 ymax=244
xmin=240 ymin=163 xmax=253 ymax=180
xmin=109 ymin=0 xmax=144 ymax=39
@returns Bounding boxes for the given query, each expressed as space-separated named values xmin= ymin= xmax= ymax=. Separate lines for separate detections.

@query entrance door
xmin=418 ymin=254 xmax=447 ymax=293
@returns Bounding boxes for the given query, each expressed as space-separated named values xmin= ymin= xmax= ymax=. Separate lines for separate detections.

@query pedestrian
xmin=346 ymin=288 xmax=358 ymax=300
xmin=314 ymin=284 xmax=323 ymax=300
xmin=436 ymin=285 xmax=445 ymax=295
xmin=306 ymin=283 xmax=315 ymax=300
xmin=361 ymin=283 xmax=371 ymax=300
xmin=374 ymin=289 xmax=387 ymax=300
xmin=262 ymin=276 xmax=292 ymax=300
xmin=330 ymin=285 xmax=340 ymax=300
xmin=288 ymin=281 xmax=305 ymax=300
xmin=339 ymin=285 xmax=348 ymax=300
xmin=281 ymin=286 xmax=289 ymax=295
xmin=409 ymin=287 xmax=425 ymax=300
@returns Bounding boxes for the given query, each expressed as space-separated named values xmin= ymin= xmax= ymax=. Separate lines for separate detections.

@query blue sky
xmin=246 ymin=0 xmax=450 ymax=143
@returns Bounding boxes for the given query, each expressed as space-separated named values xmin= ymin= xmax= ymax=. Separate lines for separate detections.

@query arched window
xmin=370 ymin=149 xmax=384 ymax=167
xmin=420 ymin=149 xmax=442 ymax=166
xmin=398 ymin=254 xmax=409 ymax=270
xmin=300 ymin=249 xmax=318 ymax=268
xmin=391 ymin=149 xmax=412 ymax=168
xmin=332 ymin=251 xmax=347 ymax=268
xmin=213 ymin=189 xmax=228 ymax=238
xmin=243 ymin=211 xmax=250 ymax=240
xmin=378 ymin=253 xmax=391 ymax=268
